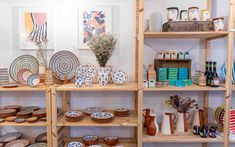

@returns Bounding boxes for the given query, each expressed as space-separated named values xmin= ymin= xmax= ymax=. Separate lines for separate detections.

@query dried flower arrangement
xmin=88 ymin=33 xmax=117 ymax=67
xmin=166 ymin=95 xmax=197 ymax=113
xmin=36 ymin=41 xmax=48 ymax=68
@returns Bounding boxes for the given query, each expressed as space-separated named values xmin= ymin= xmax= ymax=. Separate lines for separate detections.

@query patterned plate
xmin=17 ymin=69 xmax=33 ymax=85
xmin=35 ymin=133 xmax=47 ymax=143
xmin=5 ymin=139 xmax=30 ymax=147
xmin=28 ymin=143 xmax=47 ymax=147
xmin=91 ymin=112 xmax=114 ymax=120
xmin=112 ymin=70 xmax=128 ymax=85
xmin=9 ymin=55 xmax=39 ymax=82
xmin=68 ymin=142 xmax=84 ymax=147
xmin=77 ymin=64 xmax=97 ymax=80
xmin=49 ymin=51 xmax=79 ymax=81
xmin=83 ymin=107 xmax=104 ymax=115
xmin=0 ymin=132 xmax=22 ymax=143
xmin=27 ymin=74 xmax=40 ymax=86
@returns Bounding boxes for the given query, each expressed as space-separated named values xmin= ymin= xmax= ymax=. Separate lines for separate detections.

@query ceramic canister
xmin=149 ymin=12 xmax=162 ymax=32
xmin=188 ymin=7 xmax=200 ymax=21
xmin=180 ymin=10 xmax=188 ymax=21
xmin=167 ymin=7 xmax=179 ymax=21
xmin=213 ymin=17 xmax=225 ymax=31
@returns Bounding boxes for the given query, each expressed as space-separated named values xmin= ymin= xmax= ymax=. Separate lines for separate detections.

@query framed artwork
xmin=19 ymin=7 xmax=53 ymax=50
xmin=78 ymin=6 xmax=112 ymax=49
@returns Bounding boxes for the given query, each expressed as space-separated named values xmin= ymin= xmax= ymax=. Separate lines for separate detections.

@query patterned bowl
xmin=114 ymin=108 xmax=130 ymax=117
xmin=83 ymin=107 xmax=104 ymax=115
xmin=91 ymin=112 xmax=114 ymax=123
xmin=82 ymin=135 xmax=99 ymax=146
xmin=103 ymin=137 xmax=118 ymax=146
xmin=68 ymin=142 xmax=84 ymax=147
xmin=65 ymin=111 xmax=84 ymax=122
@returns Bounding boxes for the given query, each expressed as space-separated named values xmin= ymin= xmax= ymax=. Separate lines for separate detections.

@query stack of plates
xmin=168 ymin=68 xmax=178 ymax=81
xmin=158 ymin=68 xmax=167 ymax=81
xmin=0 ymin=68 xmax=9 ymax=86
xmin=179 ymin=68 xmax=188 ymax=80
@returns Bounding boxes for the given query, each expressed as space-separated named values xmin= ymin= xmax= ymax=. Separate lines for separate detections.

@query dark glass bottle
xmin=206 ymin=62 xmax=212 ymax=86
xmin=204 ymin=61 xmax=209 ymax=76
xmin=210 ymin=62 xmax=219 ymax=87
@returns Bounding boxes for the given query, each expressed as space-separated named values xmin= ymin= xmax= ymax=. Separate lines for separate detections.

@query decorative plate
xmin=26 ymin=117 xmax=38 ymax=123
xmin=77 ymin=64 xmax=97 ymax=80
xmin=91 ymin=112 xmax=114 ymax=120
xmin=5 ymin=139 xmax=30 ymax=147
xmin=83 ymin=107 xmax=104 ymax=115
xmin=28 ymin=143 xmax=47 ymax=147
xmin=3 ymin=105 xmax=21 ymax=112
xmin=23 ymin=106 xmax=40 ymax=112
xmin=112 ymin=70 xmax=128 ymax=85
xmin=9 ymin=55 xmax=39 ymax=82
xmin=68 ymin=142 xmax=84 ymax=147
xmin=35 ymin=133 xmax=47 ymax=143
xmin=2 ymin=83 xmax=19 ymax=88
xmin=5 ymin=116 xmax=17 ymax=122
xmin=17 ymin=69 xmax=33 ymax=85
xmin=32 ymin=109 xmax=46 ymax=118
xmin=0 ymin=109 xmax=16 ymax=118
xmin=15 ymin=118 xmax=26 ymax=123
xmin=0 ymin=132 xmax=22 ymax=143
xmin=49 ymin=50 xmax=79 ymax=81
xmin=27 ymin=74 xmax=40 ymax=86
xmin=65 ymin=111 xmax=83 ymax=118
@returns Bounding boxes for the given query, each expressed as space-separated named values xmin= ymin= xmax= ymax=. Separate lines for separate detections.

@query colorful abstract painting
xmin=79 ymin=6 xmax=112 ymax=49
xmin=19 ymin=8 xmax=53 ymax=50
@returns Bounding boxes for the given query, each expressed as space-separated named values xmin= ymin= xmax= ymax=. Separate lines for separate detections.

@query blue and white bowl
xmin=68 ymin=142 xmax=84 ymax=147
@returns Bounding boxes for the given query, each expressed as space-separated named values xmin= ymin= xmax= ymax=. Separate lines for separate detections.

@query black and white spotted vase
xmin=98 ymin=67 xmax=109 ymax=86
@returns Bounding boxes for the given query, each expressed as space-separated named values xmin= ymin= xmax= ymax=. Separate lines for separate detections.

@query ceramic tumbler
xmin=149 ymin=12 xmax=162 ymax=32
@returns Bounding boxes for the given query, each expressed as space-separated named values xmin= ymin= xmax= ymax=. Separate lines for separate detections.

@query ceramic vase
xmin=176 ymin=112 xmax=190 ymax=133
xmin=161 ymin=112 xmax=175 ymax=135
xmin=98 ymin=67 xmax=109 ymax=86
xmin=45 ymin=68 xmax=54 ymax=86
xmin=146 ymin=114 xmax=159 ymax=136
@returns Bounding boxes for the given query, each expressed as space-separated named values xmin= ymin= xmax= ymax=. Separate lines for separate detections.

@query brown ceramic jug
xmin=143 ymin=109 xmax=150 ymax=128
xmin=146 ymin=114 xmax=159 ymax=136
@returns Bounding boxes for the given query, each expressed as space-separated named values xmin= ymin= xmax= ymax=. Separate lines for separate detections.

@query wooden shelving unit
xmin=0 ymin=86 xmax=52 ymax=147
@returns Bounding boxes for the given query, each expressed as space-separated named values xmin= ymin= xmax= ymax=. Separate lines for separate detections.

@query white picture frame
xmin=78 ymin=5 xmax=112 ymax=49
xmin=19 ymin=7 xmax=53 ymax=50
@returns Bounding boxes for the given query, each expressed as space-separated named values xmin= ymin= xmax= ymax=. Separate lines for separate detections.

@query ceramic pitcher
xmin=192 ymin=109 xmax=204 ymax=127
xmin=161 ymin=112 xmax=176 ymax=135
xmin=176 ymin=112 xmax=191 ymax=132
xmin=143 ymin=109 xmax=151 ymax=128
xmin=146 ymin=114 xmax=159 ymax=136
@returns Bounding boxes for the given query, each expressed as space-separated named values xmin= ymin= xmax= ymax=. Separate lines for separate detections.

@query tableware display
xmin=15 ymin=118 xmax=26 ymax=123
xmin=0 ymin=68 xmax=9 ymax=86
xmin=27 ymin=74 xmax=40 ymax=87
xmin=167 ymin=7 xmax=179 ymax=21
xmin=112 ymin=70 xmax=128 ymax=85
xmin=9 ymin=55 xmax=39 ymax=82
xmin=65 ymin=111 xmax=84 ymax=122
xmin=28 ymin=143 xmax=47 ymax=147
xmin=83 ymin=107 xmax=104 ymax=115
xmin=82 ymin=135 xmax=99 ymax=146
xmin=149 ymin=12 xmax=162 ymax=32
xmin=26 ymin=117 xmax=38 ymax=123
xmin=33 ymin=109 xmax=46 ymax=118
xmin=35 ymin=133 xmax=47 ymax=143
xmin=103 ymin=137 xmax=118 ymax=146
xmin=91 ymin=112 xmax=114 ymax=123
xmin=0 ymin=109 xmax=17 ymax=118
xmin=68 ymin=142 xmax=84 ymax=147
xmin=3 ymin=105 xmax=21 ymax=112
xmin=0 ymin=132 xmax=22 ymax=143
xmin=49 ymin=50 xmax=79 ymax=81
xmin=5 ymin=116 xmax=17 ymax=122
xmin=213 ymin=17 xmax=224 ymax=31
xmin=16 ymin=110 xmax=32 ymax=118
xmin=114 ymin=108 xmax=130 ymax=117
xmin=4 ymin=139 xmax=30 ymax=147
xmin=2 ymin=83 xmax=19 ymax=88
xmin=188 ymin=7 xmax=200 ymax=21
xmin=17 ymin=69 xmax=33 ymax=85
xmin=77 ymin=64 xmax=97 ymax=81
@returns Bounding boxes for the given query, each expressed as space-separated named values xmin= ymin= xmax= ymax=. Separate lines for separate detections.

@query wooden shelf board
xmin=56 ymin=83 xmax=138 ymax=91
xmin=64 ymin=138 xmax=136 ymax=147
xmin=144 ymin=84 xmax=226 ymax=92
xmin=0 ymin=85 xmax=47 ymax=92
xmin=0 ymin=121 xmax=47 ymax=126
xmin=144 ymin=31 xmax=229 ymax=39
xmin=143 ymin=130 xmax=224 ymax=143
xmin=57 ymin=111 xmax=137 ymax=127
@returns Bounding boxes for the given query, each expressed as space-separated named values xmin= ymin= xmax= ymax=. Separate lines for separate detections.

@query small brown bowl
xmin=104 ymin=137 xmax=118 ymax=146
xmin=114 ymin=108 xmax=129 ymax=117
xmin=65 ymin=111 xmax=84 ymax=122
xmin=91 ymin=112 xmax=114 ymax=123
xmin=82 ymin=135 xmax=99 ymax=146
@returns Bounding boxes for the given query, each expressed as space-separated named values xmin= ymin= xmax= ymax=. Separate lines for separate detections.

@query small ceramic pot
xmin=213 ymin=17 xmax=224 ymax=31
xmin=167 ymin=7 xmax=179 ymax=21
xmin=98 ymin=67 xmax=109 ymax=86
xmin=201 ymin=10 xmax=210 ymax=21
xmin=45 ymin=69 xmax=54 ymax=86
xmin=180 ymin=10 xmax=188 ymax=21
xmin=188 ymin=7 xmax=200 ymax=21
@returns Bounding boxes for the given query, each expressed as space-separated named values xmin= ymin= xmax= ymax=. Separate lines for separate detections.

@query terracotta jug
xmin=161 ymin=112 xmax=176 ymax=135
xmin=143 ymin=109 xmax=151 ymax=128
xmin=192 ymin=109 xmax=204 ymax=127
xmin=176 ymin=112 xmax=191 ymax=133
xmin=147 ymin=114 xmax=159 ymax=136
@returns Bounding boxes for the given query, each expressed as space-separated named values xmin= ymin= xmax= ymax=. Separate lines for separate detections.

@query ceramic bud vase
xmin=98 ymin=67 xmax=109 ymax=86
xmin=146 ymin=114 xmax=159 ymax=136
xmin=176 ymin=112 xmax=191 ymax=133
xmin=45 ymin=68 xmax=54 ymax=86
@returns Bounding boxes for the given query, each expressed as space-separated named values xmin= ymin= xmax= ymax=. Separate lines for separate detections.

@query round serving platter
xmin=77 ymin=64 xmax=97 ymax=81
xmin=9 ymin=55 xmax=39 ymax=82
xmin=49 ymin=50 xmax=79 ymax=81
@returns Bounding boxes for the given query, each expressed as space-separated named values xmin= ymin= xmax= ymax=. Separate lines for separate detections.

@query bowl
xmin=91 ymin=112 xmax=114 ymax=123
xmin=83 ymin=107 xmax=104 ymax=115
xmin=65 ymin=111 xmax=84 ymax=122
xmin=103 ymin=137 xmax=118 ymax=146
xmin=114 ymin=108 xmax=129 ymax=117
xmin=82 ymin=135 xmax=99 ymax=146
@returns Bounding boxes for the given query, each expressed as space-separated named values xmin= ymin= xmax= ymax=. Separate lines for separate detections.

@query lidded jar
xmin=213 ymin=17 xmax=224 ymax=31
xmin=188 ymin=7 xmax=200 ymax=21
xmin=167 ymin=7 xmax=179 ymax=21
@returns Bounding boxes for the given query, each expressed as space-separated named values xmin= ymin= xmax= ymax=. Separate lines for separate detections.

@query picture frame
xmin=19 ymin=7 xmax=53 ymax=50
xmin=78 ymin=5 xmax=112 ymax=49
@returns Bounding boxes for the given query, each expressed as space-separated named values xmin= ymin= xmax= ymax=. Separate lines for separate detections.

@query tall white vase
xmin=176 ymin=112 xmax=190 ymax=133
xmin=98 ymin=67 xmax=109 ymax=86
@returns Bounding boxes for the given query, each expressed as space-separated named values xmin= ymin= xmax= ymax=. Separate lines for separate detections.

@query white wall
xmin=0 ymin=0 xmax=234 ymax=147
